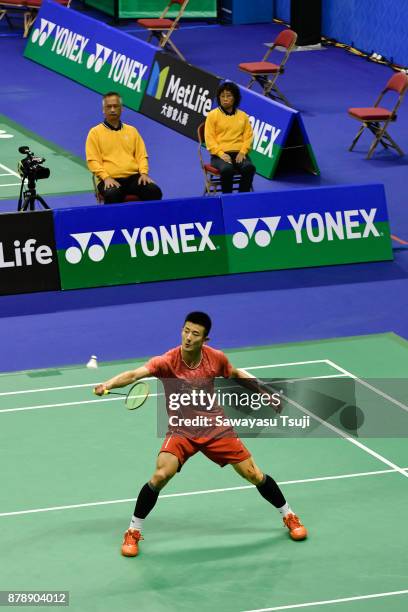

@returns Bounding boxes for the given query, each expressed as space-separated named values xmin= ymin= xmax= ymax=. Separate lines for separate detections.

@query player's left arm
xmin=229 ymin=366 xmax=282 ymax=413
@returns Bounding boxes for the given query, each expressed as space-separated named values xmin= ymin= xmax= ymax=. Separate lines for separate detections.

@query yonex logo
xmin=65 ymin=223 xmax=216 ymax=264
xmin=232 ymin=217 xmax=281 ymax=249
xmin=146 ymin=62 xmax=170 ymax=100
xmin=31 ymin=19 xmax=56 ymax=47
xmin=87 ymin=44 xmax=112 ymax=73
xmin=65 ymin=231 xmax=114 ymax=264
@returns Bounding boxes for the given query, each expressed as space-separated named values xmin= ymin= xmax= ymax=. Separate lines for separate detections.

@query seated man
xmin=86 ymin=91 xmax=162 ymax=204
xmin=205 ymin=81 xmax=255 ymax=194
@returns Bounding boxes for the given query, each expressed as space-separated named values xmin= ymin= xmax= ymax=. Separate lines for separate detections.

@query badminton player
xmin=94 ymin=312 xmax=307 ymax=556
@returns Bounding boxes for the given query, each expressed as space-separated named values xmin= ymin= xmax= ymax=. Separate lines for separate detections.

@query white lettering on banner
xmin=121 ymin=222 xmax=216 ymax=258
xmin=287 ymin=209 xmax=380 ymax=244
xmin=51 ymin=27 xmax=89 ymax=63
xmin=360 ymin=208 xmax=380 ymax=237
xmin=248 ymin=116 xmax=281 ymax=158
xmin=0 ymin=240 xmax=52 ymax=269
xmin=108 ymin=53 xmax=148 ymax=91
xmin=165 ymin=76 xmax=212 ymax=115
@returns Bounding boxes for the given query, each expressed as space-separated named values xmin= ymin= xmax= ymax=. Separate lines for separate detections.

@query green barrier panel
xmin=84 ymin=0 xmax=217 ymax=18
xmin=53 ymin=184 xmax=393 ymax=292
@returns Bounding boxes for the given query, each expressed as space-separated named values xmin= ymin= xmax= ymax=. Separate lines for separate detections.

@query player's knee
xmin=244 ymin=465 xmax=264 ymax=485
xmin=151 ymin=468 xmax=173 ymax=489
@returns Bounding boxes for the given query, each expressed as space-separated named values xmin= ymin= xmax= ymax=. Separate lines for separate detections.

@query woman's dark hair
xmin=216 ymin=81 xmax=241 ymax=109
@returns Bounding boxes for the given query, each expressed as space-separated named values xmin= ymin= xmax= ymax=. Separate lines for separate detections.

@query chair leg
xmin=265 ymin=83 xmax=292 ymax=108
xmin=349 ymin=125 xmax=365 ymax=151
xmin=367 ymin=125 xmax=404 ymax=159
xmin=162 ymin=35 xmax=185 ymax=61
xmin=246 ymin=77 xmax=256 ymax=90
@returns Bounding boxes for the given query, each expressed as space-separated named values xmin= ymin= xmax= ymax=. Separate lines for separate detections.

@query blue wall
xmin=274 ymin=0 xmax=408 ymax=66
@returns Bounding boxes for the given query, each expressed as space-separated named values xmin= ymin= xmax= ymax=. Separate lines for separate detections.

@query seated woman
xmin=205 ymin=81 xmax=255 ymax=194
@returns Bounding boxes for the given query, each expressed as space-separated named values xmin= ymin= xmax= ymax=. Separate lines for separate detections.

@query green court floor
xmin=0 ymin=333 xmax=407 ymax=612
xmin=0 ymin=114 xmax=92 ymax=200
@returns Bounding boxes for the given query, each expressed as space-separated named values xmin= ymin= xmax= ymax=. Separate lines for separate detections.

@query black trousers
xmin=210 ymin=152 xmax=255 ymax=194
xmin=98 ymin=174 xmax=162 ymax=204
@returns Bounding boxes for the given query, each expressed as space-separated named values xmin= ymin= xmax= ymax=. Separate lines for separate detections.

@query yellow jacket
xmin=86 ymin=122 xmax=149 ymax=180
xmin=204 ymin=108 xmax=253 ymax=157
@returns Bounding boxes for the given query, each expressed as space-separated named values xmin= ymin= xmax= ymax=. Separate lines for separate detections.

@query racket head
xmin=125 ymin=381 xmax=150 ymax=411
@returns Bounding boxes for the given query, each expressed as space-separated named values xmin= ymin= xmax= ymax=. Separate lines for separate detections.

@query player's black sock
xmin=256 ymin=474 xmax=286 ymax=508
xmin=133 ymin=481 xmax=160 ymax=519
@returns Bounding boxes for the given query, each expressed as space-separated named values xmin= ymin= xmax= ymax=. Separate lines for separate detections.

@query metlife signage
xmin=0 ymin=211 xmax=60 ymax=295
xmin=54 ymin=198 xmax=228 ymax=290
xmin=53 ymin=184 xmax=392 ymax=292
xmin=140 ymin=54 xmax=221 ymax=139
xmin=24 ymin=0 xmax=157 ymax=111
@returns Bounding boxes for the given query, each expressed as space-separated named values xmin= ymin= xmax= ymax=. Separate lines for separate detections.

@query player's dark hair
xmin=216 ymin=81 xmax=241 ymax=109
xmin=184 ymin=312 xmax=212 ymax=336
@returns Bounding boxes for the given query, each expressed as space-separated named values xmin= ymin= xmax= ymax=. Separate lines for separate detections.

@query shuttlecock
xmin=86 ymin=355 xmax=98 ymax=368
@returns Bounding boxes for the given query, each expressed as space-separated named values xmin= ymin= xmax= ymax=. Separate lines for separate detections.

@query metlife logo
xmin=140 ymin=53 xmax=221 ymax=139
xmin=0 ymin=211 xmax=60 ymax=296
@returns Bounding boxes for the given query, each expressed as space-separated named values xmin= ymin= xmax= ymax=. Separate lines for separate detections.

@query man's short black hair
xmin=103 ymin=91 xmax=122 ymax=102
xmin=184 ymin=312 xmax=212 ymax=336
xmin=216 ymin=81 xmax=241 ymax=109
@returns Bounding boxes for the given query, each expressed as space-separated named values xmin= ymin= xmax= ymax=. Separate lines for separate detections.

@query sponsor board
xmin=222 ymin=184 xmax=393 ymax=272
xmin=140 ymin=53 xmax=221 ymax=139
xmin=0 ymin=210 xmax=60 ymax=295
xmin=54 ymin=197 xmax=228 ymax=289
xmin=53 ymin=184 xmax=392 ymax=292
xmin=24 ymin=0 xmax=156 ymax=111
xmin=239 ymin=86 xmax=319 ymax=179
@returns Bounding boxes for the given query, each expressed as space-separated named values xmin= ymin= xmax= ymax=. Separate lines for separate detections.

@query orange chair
xmin=238 ymin=29 xmax=297 ymax=107
xmin=23 ymin=0 xmax=71 ymax=38
xmin=197 ymin=123 xmax=244 ymax=195
xmin=137 ymin=0 xmax=189 ymax=62
xmin=348 ymin=71 xmax=408 ymax=159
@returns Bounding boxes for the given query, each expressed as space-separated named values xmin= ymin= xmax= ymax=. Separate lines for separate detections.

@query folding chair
xmin=23 ymin=0 xmax=71 ymax=38
xmin=197 ymin=123 xmax=243 ymax=195
xmin=0 ymin=1 xmax=26 ymax=32
xmin=137 ymin=0 xmax=189 ymax=62
xmin=238 ymin=29 xmax=298 ymax=107
xmin=92 ymin=175 xmax=139 ymax=204
xmin=348 ymin=71 xmax=408 ymax=159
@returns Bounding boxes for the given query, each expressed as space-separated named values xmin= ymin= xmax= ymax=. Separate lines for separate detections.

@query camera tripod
xmin=17 ymin=175 xmax=50 ymax=212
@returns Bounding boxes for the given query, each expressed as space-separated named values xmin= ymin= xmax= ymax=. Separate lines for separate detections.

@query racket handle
xmin=93 ymin=388 xmax=109 ymax=395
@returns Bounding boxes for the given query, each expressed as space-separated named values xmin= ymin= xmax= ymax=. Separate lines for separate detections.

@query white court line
xmin=0 ymin=361 xmax=330 ymax=397
xmin=241 ymin=589 xmax=408 ymax=612
xmin=0 ymin=377 xmax=156 ymax=397
xmin=285 ymin=392 xmax=408 ymax=479
xmin=0 ymin=375 xmax=347 ymax=414
xmin=0 ymin=466 xmax=406 ymax=518
xmin=0 ymin=182 xmax=20 ymax=187
xmin=325 ymin=359 xmax=408 ymax=414
xmin=0 ymin=162 xmax=20 ymax=179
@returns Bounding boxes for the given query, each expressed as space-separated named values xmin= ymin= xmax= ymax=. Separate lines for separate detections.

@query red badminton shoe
xmin=121 ymin=529 xmax=143 ymax=557
xmin=283 ymin=514 xmax=307 ymax=540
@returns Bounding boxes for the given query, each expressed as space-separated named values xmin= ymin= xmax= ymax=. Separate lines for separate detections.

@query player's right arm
xmin=94 ymin=365 xmax=150 ymax=395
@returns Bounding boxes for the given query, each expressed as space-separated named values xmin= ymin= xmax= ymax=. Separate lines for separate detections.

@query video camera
xmin=17 ymin=146 xmax=50 ymax=181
